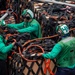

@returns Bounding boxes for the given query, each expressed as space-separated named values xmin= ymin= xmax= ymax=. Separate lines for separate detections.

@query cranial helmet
xmin=56 ymin=24 xmax=69 ymax=35
xmin=22 ymin=9 xmax=34 ymax=19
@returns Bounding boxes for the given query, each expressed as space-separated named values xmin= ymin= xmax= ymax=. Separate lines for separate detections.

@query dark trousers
xmin=0 ymin=60 xmax=7 ymax=75
xmin=55 ymin=67 xmax=75 ymax=75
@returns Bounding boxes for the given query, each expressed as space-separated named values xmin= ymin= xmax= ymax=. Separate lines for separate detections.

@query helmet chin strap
xmin=61 ymin=33 xmax=70 ymax=39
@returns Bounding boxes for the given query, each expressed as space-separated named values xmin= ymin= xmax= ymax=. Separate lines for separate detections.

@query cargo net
xmin=7 ymin=36 xmax=57 ymax=75
xmin=1 ymin=2 xmax=75 ymax=75
xmin=0 ymin=26 xmax=31 ymax=75
xmin=34 ymin=2 xmax=75 ymax=37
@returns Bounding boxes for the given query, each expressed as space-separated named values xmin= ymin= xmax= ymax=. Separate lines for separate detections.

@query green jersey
xmin=7 ymin=19 xmax=42 ymax=39
xmin=0 ymin=35 xmax=14 ymax=60
xmin=56 ymin=37 xmax=75 ymax=68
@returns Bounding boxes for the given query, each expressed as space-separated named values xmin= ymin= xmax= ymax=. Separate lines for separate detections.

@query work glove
xmin=15 ymin=42 xmax=23 ymax=51
xmin=0 ymin=20 xmax=6 ymax=26
xmin=7 ymin=29 xmax=18 ymax=34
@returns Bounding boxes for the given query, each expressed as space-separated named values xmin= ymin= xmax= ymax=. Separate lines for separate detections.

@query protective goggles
xmin=22 ymin=15 xmax=31 ymax=20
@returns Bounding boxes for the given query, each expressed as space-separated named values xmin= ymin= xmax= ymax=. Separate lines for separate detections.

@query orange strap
xmin=44 ymin=59 xmax=54 ymax=75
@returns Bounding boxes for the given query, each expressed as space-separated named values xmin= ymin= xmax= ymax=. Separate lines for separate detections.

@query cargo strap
xmin=44 ymin=59 xmax=54 ymax=75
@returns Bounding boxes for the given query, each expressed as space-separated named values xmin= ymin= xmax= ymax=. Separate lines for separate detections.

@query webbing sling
xmin=44 ymin=59 xmax=54 ymax=75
